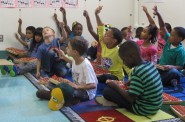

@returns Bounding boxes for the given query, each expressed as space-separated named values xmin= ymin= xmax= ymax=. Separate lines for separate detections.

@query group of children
xmin=7 ymin=5 xmax=185 ymax=116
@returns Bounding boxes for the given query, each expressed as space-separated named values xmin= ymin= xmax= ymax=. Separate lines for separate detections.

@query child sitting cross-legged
xmin=36 ymin=36 xmax=98 ymax=110
xmin=154 ymin=6 xmax=185 ymax=87
xmin=98 ymin=41 xmax=163 ymax=116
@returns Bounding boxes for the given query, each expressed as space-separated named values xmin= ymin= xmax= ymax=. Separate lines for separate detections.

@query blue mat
xmin=163 ymin=77 xmax=185 ymax=100
xmin=0 ymin=75 xmax=70 ymax=122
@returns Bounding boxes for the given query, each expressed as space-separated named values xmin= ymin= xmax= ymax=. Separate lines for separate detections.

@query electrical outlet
xmin=0 ymin=35 xmax=3 ymax=42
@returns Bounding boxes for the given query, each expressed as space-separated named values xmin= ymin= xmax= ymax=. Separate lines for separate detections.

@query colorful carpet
xmin=25 ymin=72 xmax=185 ymax=122
xmin=80 ymin=109 xmax=134 ymax=122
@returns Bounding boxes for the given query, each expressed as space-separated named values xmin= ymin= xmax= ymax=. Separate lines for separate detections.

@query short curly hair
xmin=69 ymin=36 xmax=89 ymax=56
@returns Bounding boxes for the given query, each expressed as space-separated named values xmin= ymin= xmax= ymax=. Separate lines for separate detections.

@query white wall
xmin=1 ymin=0 xmax=185 ymax=50
xmin=0 ymin=0 xmax=133 ymax=50
xmin=138 ymin=0 xmax=185 ymax=28
xmin=137 ymin=0 xmax=185 ymax=46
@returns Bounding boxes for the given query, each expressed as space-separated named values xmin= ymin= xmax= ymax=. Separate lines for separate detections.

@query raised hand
xmin=83 ymin=10 xmax=89 ymax=18
xmin=91 ymin=41 xmax=98 ymax=47
xmin=153 ymin=5 xmax=158 ymax=15
xmin=18 ymin=18 xmax=22 ymax=24
xmin=54 ymin=13 xmax=57 ymax=20
xmin=95 ymin=6 xmax=103 ymax=15
xmin=142 ymin=6 xmax=148 ymax=13
xmin=60 ymin=7 xmax=66 ymax=16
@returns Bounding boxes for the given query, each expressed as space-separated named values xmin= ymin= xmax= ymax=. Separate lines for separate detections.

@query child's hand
xmin=91 ymin=41 xmax=98 ymax=47
xmin=83 ymin=10 xmax=89 ymax=18
xmin=62 ymin=79 xmax=70 ymax=83
xmin=163 ymin=65 xmax=172 ymax=70
xmin=142 ymin=6 xmax=148 ymax=13
xmin=57 ymin=49 xmax=65 ymax=59
xmin=18 ymin=18 xmax=22 ymax=24
xmin=17 ymin=52 xmax=25 ymax=57
xmin=36 ymin=72 xmax=41 ymax=79
xmin=53 ymin=13 xmax=57 ymax=20
xmin=153 ymin=5 xmax=158 ymax=15
xmin=60 ymin=7 xmax=66 ymax=16
xmin=95 ymin=6 xmax=103 ymax=15
xmin=106 ymin=80 xmax=119 ymax=89
xmin=125 ymin=80 xmax=130 ymax=86
xmin=15 ymin=33 xmax=20 ymax=40
xmin=67 ymin=81 xmax=78 ymax=89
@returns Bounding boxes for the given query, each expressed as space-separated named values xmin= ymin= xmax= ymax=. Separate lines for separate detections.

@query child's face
xmin=66 ymin=42 xmax=74 ymax=56
xmin=169 ymin=29 xmax=181 ymax=45
xmin=42 ymin=27 xmax=55 ymax=39
xmin=122 ymin=29 xmax=128 ymax=39
xmin=26 ymin=30 xmax=34 ymax=39
xmin=73 ymin=25 xmax=83 ymax=36
xmin=140 ymin=27 xmax=150 ymax=40
xmin=121 ymin=56 xmax=133 ymax=69
xmin=35 ymin=35 xmax=43 ymax=43
xmin=104 ymin=30 xmax=115 ymax=45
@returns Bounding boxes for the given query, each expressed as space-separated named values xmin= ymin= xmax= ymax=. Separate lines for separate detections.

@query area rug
xmin=79 ymin=109 xmax=134 ymax=122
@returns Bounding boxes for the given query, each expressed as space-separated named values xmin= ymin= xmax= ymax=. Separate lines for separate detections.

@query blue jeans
xmin=158 ymin=68 xmax=183 ymax=84
xmin=41 ymin=50 xmax=67 ymax=77
xmin=17 ymin=62 xmax=36 ymax=75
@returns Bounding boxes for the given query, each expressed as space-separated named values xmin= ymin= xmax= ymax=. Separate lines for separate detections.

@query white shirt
xmin=72 ymin=58 xmax=98 ymax=100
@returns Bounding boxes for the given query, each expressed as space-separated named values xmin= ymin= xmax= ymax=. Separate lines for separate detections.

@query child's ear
xmin=74 ymin=50 xmax=79 ymax=55
xmin=148 ymin=34 xmax=152 ymax=40
xmin=178 ymin=36 xmax=183 ymax=42
xmin=113 ymin=38 xmax=118 ymax=45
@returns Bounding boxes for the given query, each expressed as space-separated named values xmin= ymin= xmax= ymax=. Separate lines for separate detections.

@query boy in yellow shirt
xmin=95 ymin=6 xmax=132 ymax=82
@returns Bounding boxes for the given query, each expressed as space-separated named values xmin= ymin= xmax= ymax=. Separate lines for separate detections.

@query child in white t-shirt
xmin=36 ymin=36 xmax=98 ymax=109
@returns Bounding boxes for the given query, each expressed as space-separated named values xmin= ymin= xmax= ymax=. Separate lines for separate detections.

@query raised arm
xmin=83 ymin=10 xmax=99 ymax=41
xmin=153 ymin=6 xmax=168 ymax=36
xmin=18 ymin=18 xmax=25 ymax=37
xmin=15 ymin=33 xmax=28 ymax=46
xmin=95 ymin=6 xmax=104 ymax=26
xmin=53 ymin=13 xmax=62 ymax=36
xmin=60 ymin=7 xmax=71 ymax=36
xmin=142 ymin=6 xmax=156 ymax=27
xmin=59 ymin=22 xmax=67 ymax=44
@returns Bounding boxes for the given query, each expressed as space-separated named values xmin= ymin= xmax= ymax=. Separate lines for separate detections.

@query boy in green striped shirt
xmin=103 ymin=41 xmax=163 ymax=115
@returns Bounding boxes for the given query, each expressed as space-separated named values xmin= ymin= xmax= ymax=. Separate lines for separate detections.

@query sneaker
xmin=95 ymin=96 xmax=118 ymax=107
xmin=170 ymin=79 xmax=178 ymax=87
xmin=36 ymin=90 xmax=51 ymax=100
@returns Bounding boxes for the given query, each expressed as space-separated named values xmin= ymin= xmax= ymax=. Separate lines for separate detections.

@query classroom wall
xmin=0 ymin=0 xmax=133 ymax=50
xmin=0 ymin=0 xmax=185 ymax=50
xmin=137 ymin=0 xmax=185 ymax=47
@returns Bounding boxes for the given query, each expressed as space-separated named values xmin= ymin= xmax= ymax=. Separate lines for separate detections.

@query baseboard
xmin=0 ymin=50 xmax=9 ymax=59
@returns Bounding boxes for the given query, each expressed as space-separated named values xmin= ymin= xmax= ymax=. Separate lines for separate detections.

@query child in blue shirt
xmin=13 ymin=27 xmax=44 ymax=75
xmin=154 ymin=6 xmax=185 ymax=86
xmin=36 ymin=23 xmax=68 ymax=78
